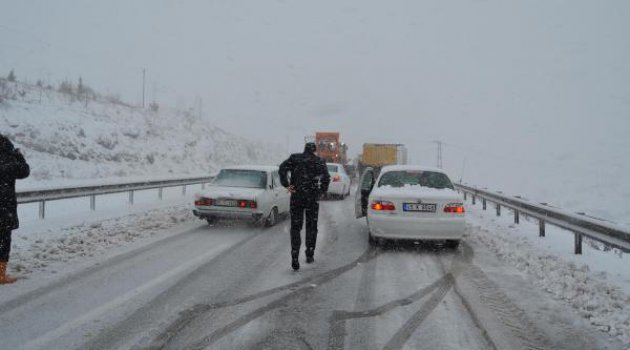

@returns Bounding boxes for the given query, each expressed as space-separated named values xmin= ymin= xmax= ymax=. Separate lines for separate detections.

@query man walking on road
xmin=279 ymin=142 xmax=330 ymax=271
xmin=0 ymin=134 xmax=30 ymax=284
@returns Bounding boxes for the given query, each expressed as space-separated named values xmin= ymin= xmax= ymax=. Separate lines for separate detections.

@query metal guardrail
xmin=454 ymin=183 xmax=630 ymax=254
xmin=17 ymin=176 xmax=215 ymax=219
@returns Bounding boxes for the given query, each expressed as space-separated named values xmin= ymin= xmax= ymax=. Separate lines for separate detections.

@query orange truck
xmin=307 ymin=132 xmax=348 ymax=164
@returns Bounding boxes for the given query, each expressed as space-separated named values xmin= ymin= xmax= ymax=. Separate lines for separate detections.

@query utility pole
xmin=433 ymin=140 xmax=443 ymax=169
xmin=142 ymin=68 xmax=146 ymax=108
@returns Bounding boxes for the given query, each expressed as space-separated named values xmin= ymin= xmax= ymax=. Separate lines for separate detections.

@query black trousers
xmin=289 ymin=193 xmax=320 ymax=252
xmin=0 ymin=229 xmax=11 ymax=262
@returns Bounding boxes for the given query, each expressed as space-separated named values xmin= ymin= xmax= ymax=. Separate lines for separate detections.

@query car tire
xmin=265 ymin=208 xmax=278 ymax=227
xmin=368 ymin=232 xmax=377 ymax=246
xmin=446 ymin=240 xmax=460 ymax=249
xmin=206 ymin=217 xmax=216 ymax=225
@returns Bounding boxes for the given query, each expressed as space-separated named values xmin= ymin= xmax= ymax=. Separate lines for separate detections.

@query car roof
xmin=220 ymin=165 xmax=279 ymax=172
xmin=380 ymin=165 xmax=447 ymax=173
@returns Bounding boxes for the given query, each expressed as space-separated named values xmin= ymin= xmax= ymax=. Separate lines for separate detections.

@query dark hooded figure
xmin=279 ymin=142 xmax=330 ymax=271
xmin=0 ymin=134 xmax=30 ymax=284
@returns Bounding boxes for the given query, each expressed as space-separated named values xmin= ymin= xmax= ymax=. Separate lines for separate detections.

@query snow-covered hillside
xmin=0 ymin=79 xmax=283 ymax=188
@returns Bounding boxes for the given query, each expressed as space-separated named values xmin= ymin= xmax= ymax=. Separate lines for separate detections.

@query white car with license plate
xmin=193 ymin=165 xmax=289 ymax=226
xmin=355 ymin=165 xmax=465 ymax=247
xmin=326 ymin=163 xmax=352 ymax=199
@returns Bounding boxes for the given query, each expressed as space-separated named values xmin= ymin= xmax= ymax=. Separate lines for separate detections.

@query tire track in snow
xmin=440 ymin=243 xmax=554 ymax=350
xmin=327 ymin=273 xmax=453 ymax=350
xmin=326 ymin=243 xmax=473 ymax=350
xmin=0 ymin=223 xmax=209 ymax=315
xmin=453 ymin=264 xmax=553 ymax=350
xmin=150 ymin=248 xmax=377 ymax=350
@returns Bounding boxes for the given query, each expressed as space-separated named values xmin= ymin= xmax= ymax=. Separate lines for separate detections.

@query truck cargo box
xmin=361 ymin=143 xmax=407 ymax=167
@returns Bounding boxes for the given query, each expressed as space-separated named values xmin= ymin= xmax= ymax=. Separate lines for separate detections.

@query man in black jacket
xmin=0 ymin=135 xmax=30 ymax=284
xmin=279 ymin=142 xmax=330 ymax=271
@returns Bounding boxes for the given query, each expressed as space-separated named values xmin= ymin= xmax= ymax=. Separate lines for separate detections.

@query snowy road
xmin=0 ymin=199 xmax=624 ymax=350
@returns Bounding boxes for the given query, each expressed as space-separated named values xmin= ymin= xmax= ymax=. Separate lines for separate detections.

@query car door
xmin=338 ymin=166 xmax=350 ymax=193
xmin=258 ymin=171 xmax=272 ymax=216
xmin=272 ymin=171 xmax=289 ymax=213
xmin=355 ymin=167 xmax=375 ymax=218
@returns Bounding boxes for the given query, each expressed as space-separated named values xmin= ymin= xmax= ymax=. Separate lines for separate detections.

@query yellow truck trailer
xmin=358 ymin=143 xmax=407 ymax=175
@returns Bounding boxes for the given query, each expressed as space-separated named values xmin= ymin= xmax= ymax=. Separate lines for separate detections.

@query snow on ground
xmin=10 ymin=205 xmax=194 ymax=276
xmin=6 ymin=182 xmax=209 ymax=279
xmin=0 ymin=79 xmax=283 ymax=189
xmin=465 ymin=203 xmax=630 ymax=346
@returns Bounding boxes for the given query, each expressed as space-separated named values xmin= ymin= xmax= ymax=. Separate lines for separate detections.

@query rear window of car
xmin=327 ymin=165 xmax=338 ymax=173
xmin=378 ymin=170 xmax=454 ymax=190
xmin=214 ymin=169 xmax=268 ymax=189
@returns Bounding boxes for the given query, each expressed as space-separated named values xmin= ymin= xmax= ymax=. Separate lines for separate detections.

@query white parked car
xmin=355 ymin=165 xmax=465 ymax=247
xmin=193 ymin=165 xmax=290 ymax=226
xmin=326 ymin=163 xmax=352 ymax=199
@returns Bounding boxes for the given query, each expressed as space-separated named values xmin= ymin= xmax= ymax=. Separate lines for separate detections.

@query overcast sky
xmin=2 ymin=0 xmax=629 ymax=194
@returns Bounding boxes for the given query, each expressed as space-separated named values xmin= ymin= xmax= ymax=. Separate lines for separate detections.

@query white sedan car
xmin=193 ymin=165 xmax=289 ymax=226
xmin=355 ymin=165 xmax=465 ymax=247
xmin=326 ymin=163 xmax=352 ymax=199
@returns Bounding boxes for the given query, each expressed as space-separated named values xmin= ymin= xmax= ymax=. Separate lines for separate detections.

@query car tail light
xmin=444 ymin=203 xmax=465 ymax=213
xmin=371 ymin=200 xmax=396 ymax=211
xmin=332 ymin=175 xmax=341 ymax=182
xmin=238 ymin=200 xmax=257 ymax=209
xmin=195 ymin=197 xmax=213 ymax=206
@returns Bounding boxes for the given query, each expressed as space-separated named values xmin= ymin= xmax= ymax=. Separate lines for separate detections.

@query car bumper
xmin=193 ymin=207 xmax=264 ymax=221
xmin=368 ymin=214 xmax=465 ymax=240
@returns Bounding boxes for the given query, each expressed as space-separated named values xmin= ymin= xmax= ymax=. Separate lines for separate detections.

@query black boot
xmin=305 ymin=248 xmax=315 ymax=264
xmin=291 ymin=250 xmax=300 ymax=271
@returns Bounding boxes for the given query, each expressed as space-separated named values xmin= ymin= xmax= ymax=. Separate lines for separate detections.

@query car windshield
xmin=378 ymin=170 xmax=454 ymax=190
xmin=213 ymin=169 xmax=267 ymax=189
xmin=327 ymin=165 xmax=338 ymax=173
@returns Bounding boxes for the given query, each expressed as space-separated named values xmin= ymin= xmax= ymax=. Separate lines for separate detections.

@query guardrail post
xmin=574 ymin=233 xmax=583 ymax=254
xmin=539 ymin=220 xmax=545 ymax=237
xmin=39 ymin=201 xmax=46 ymax=219
xmin=129 ymin=190 xmax=134 ymax=205
xmin=496 ymin=203 xmax=501 ymax=216
xmin=514 ymin=210 xmax=519 ymax=224
xmin=482 ymin=198 xmax=486 ymax=210
xmin=90 ymin=195 xmax=96 ymax=211
xmin=182 ymin=185 xmax=186 ymax=195
xmin=201 ymin=183 xmax=205 ymax=190
xmin=463 ymin=192 xmax=467 ymax=200
xmin=158 ymin=188 xmax=163 ymax=200
xmin=472 ymin=195 xmax=476 ymax=205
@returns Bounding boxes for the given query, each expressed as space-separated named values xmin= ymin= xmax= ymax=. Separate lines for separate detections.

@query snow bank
xmin=466 ymin=205 xmax=630 ymax=346
xmin=10 ymin=205 xmax=195 ymax=276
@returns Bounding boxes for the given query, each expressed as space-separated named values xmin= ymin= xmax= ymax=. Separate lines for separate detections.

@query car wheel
xmin=339 ymin=191 xmax=345 ymax=200
xmin=446 ymin=240 xmax=460 ymax=249
xmin=206 ymin=217 xmax=216 ymax=225
xmin=265 ymin=208 xmax=278 ymax=227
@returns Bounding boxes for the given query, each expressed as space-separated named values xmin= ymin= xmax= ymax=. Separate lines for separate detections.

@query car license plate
xmin=403 ymin=203 xmax=436 ymax=212
xmin=215 ymin=199 xmax=238 ymax=207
